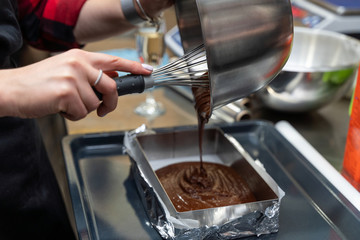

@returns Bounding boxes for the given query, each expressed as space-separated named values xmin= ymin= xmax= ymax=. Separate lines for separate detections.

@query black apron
xmin=0 ymin=1 xmax=75 ymax=239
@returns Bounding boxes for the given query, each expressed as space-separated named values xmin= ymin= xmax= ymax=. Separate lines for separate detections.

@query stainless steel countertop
xmin=62 ymin=117 xmax=360 ymax=240
xmin=250 ymin=96 xmax=350 ymax=171
xmin=59 ymin=88 xmax=352 ymax=238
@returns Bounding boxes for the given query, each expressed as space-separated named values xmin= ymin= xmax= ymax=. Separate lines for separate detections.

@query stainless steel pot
xmin=256 ymin=27 xmax=360 ymax=112
xmin=175 ymin=0 xmax=294 ymax=112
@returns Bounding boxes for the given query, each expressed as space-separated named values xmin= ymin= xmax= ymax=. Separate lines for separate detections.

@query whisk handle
xmin=93 ymin=74 xmax=145 ymax=100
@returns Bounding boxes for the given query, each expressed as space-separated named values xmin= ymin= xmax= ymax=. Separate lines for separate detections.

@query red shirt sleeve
xmin=17 ymin=0 xmax=87 ymax=51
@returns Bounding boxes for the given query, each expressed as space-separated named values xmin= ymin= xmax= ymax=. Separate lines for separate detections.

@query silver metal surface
xmin=125 ymin=128 xmax=281 ymax=239
xmin=175 ymin=0 xmax=293 ymax=111
xmin=257 ymin=27 xmax=360 ymax=112
xmin=62 ymin=121 xmax=360 ymax=239
xmin=215 ymin=102 xmax=251 ymax=122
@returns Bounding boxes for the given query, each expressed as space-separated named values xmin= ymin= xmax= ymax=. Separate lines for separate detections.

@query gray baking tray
xmin=62 ymin=120 xmax=360 ymax=240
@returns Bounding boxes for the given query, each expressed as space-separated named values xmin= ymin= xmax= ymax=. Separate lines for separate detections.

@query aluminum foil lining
xmin=123 ymin=125 xmax=285 ymax=239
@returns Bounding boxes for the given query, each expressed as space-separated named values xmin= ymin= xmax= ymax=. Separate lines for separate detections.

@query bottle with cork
xmin=342 ymin=64 xmax=360 ymax=191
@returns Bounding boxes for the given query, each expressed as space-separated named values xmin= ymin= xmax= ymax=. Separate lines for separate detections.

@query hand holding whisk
xmin=94 ymin=44 xmax=209 ymax=100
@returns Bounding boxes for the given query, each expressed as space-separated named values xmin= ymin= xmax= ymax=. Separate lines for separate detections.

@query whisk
xmin=94 ymin=44 xmax=209 ymax=99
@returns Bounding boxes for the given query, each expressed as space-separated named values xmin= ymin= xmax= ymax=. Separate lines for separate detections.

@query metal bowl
xmin=256 ymin=27 xmax=360 ymax=112
xmin=174 ymin=0 xmax=293 ymax=113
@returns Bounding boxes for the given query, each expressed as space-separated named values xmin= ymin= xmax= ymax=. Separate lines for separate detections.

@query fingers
xmin=57 ymin=49 xmax=152 ymax=120
xmin=56 ymin=68 xmax=100 ymax=121
xmin=82 ymin=51 xmax=153 ymax=117
xmin=88 ymin=51 xmax=153 ymax=75
xmin=92 ymin=71 xmax=118 ymax=117
xmin=104 ymin=70 xmax=119 ymax=78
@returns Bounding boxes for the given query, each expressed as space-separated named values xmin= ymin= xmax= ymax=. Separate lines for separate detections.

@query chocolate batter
xmin=156 ymin=72 xmax=255 ymax=212
xmin=192 ymin=74 xmax=211 ymax=169
xmin=156 ymin=162 xmax=256 ymax=212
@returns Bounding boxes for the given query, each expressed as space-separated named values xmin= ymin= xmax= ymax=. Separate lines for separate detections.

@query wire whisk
xmin=94 ymin=44 xmax=209 ymax=100
xmin=151 ymin=43 xmax=209 ymax=88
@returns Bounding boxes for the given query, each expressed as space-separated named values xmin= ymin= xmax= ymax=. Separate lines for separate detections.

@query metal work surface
xmin=62 ymin=121 xmax=360 ymax=240
xmin=251 ymin=97 xmax=350 ymax=171
xmin=127 ymin=128 xmax=281 ymax=238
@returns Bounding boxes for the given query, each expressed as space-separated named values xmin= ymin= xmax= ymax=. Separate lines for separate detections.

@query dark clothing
xmin=0 ymin=0 xmax=22 ymax=69
xmin=0 ymin=118 xmax=75 ymax=239
xmin=0 ymin=0 xmax=85 ymax=238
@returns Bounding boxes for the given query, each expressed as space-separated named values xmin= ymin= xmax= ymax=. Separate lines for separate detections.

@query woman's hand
xmin=0 ymin=49 xmax=152 ymax=121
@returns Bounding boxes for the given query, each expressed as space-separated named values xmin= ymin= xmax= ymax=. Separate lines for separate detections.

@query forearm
xmin=73 ymin=0 xmax=173 ymax=43
xmin=0 ymin=69 xmax=20 ymax=117
xmin=74 ymin=0 xmax=133 ymax=43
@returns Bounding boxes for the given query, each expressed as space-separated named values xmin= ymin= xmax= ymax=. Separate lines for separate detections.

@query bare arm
xmin=73 ymin=0 xmax=174 ymax=43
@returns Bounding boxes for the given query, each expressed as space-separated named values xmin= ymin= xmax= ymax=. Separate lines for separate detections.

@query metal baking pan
xmin=126 ymin=127 xmax=282 ymax=238
xmin=62 ymin=121 xmax=360 ymax=240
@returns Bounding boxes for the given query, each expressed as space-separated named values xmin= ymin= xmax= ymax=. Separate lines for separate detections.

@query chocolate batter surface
xmin=156 ymin=162 xmax=256 ymax=212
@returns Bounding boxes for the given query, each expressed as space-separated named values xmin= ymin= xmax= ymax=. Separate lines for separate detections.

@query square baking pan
xmin=62 ymin=121 xmax=360 ymax=240
xmin=128 ymin=127 xmax=281 ymax=230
